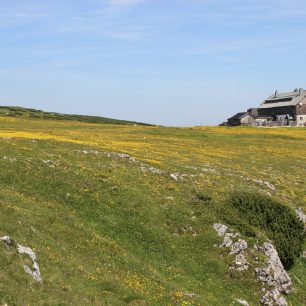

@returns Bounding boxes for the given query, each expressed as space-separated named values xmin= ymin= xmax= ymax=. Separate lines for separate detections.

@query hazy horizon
xmin=1 ymin=0 xmax=306 ymax=126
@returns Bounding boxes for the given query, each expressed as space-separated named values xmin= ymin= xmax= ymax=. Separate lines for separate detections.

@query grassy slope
xmin=0 ymin=106 xmax=152 ymax=126
xmin=0 ymin=116 xmax=305 ymax=305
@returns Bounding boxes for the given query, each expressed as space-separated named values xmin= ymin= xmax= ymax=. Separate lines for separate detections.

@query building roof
xmin=228 ymin=112 xmax=247 ymax=120
xmin=259 ymin=89 xmax=306 ymax=109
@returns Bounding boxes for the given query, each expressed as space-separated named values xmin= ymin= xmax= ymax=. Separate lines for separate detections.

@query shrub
xmin=227 ymin=191 xmax=304 ymax=270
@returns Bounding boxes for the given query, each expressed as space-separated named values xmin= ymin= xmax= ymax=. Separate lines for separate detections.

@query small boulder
xmin=0 ymin=236 xmax=13 ymax=246
xmin=235 ymin=299 xmax=249 ymax=306
xmin=17 ymin=244 xmax=42 ymax=283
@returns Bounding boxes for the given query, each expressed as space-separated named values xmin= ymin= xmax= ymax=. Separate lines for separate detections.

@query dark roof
xmin=259 ymin=89 xmax=306 ymax=109
xmin=228 ymin=112 xmax=247 ymax=120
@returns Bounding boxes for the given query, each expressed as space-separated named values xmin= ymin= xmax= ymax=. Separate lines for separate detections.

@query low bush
xmin=227 ymin=191 xmax=304 ymax=269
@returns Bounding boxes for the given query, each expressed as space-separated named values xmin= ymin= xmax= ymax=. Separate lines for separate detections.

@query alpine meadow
xmin=2 ymin=0 xmax=306 ymax=305
xmin=0 ymin=112 xmax=305 ymax=305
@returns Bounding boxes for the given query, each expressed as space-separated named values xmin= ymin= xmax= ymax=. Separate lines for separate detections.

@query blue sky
xmin=1 ymin=0 xmax=306 ymax=126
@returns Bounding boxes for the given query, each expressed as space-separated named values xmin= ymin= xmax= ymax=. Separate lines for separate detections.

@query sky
xmin=0 ymin=0 xmax=306 ymax=126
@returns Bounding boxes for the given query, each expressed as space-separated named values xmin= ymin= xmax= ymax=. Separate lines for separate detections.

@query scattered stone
xmin=213 ymin=224 xmax=248 ymax=270
xmin=81 ymin=149 xmax=99 ymax=155
xmin=140 ymin=163 xmax=163 ymax=174
xmin=230 ymin=240 xmax=249 ymax=270
xmin=264 ymin=182 xmax=276 ymax=191
xmin=221 ymin=233 xmax=236 ymax=248
xmin=235 ymin=299 xmax=249 ymax=306
xmin=42 ymin=160 xmax=57 ymax=168
xmin=213 ymin=224 xmax=240 ymax=248
xmin=252 ymin=178 xmax=263 ymax=184
xmin=252 ymin=179 xmax=275 ymax=191
xmin=170 ymin=174 xmax=178 ymax=181
xmin=3 ymin=156 xmax=16 ymax=162
xmin=234 ymin=253 xmax=249 ymax=271
xmin=231 ymin=240 xmax=248 ymax=254
xmin=201 ymin=167 xmax=217 ymax=173
xmin=17 ymin=244 xmax=42 ymax=283
xmin=213 ymin=223 xmax=228 ymax=237
xmin=0 ymin=236 xmax=13 ymax=246
xmin=80 ymin=148 xmax=200 ymax=180
xmin=182 ymin=292 xmax=196 ymax=298
xmin=177 ymin=226 xmax=197 ymax=236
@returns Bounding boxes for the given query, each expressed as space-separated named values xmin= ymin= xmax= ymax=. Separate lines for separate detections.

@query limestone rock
xmin=170 ymin=174 xmax=178 ymax=181
xmin=17 ymin=244 xmax=42 ymax=283
xmin=213 ymin=223 xmax=228 ymax=237
xmin=1 ymin=236 xmax=42 ymax=282
xmin=231 ymin=240 xmax=248 ymax=254
xmin=234 ymin=253 xmax=249 ymax=271
xmin=295 ymin=207 xmax=306 ymax=224
xmin=260 ymin=289 xmax=287 ymax=306
xmin=222 ymin=233 xmax=234 ymax=247
xmin=235 ymin=299 xmax=249 ymax=306
xmin=255 ymin=243 xmax=291 ymax=294
xmin=213 ymin=224 xmax=248 ymax=270
xmin=0 ymin=236 xmax=13 ymax=246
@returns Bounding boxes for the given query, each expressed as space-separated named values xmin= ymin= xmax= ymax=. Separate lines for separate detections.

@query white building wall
xmin=296 ymin=114 xmax=306 ymax=126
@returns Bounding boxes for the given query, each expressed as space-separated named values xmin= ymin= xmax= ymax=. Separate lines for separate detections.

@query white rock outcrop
xmin=295 ymin=207 xmax=306 ymax=224
xmin=213 ymin=223 xmax=228 ymax=237
xmin=0 ymin=236 xmax=13 ymax=246
xmin=213 ymin=225 xmax=293 ymax=305
xmin=255 ymin=243 xmax=292 ymax=294
xmin=0 ymin=236 xmax=42 ymax=283
xmin=170 ymin=174 xmax=178 ymax=181
xmin=260 ymin=289 xmax=288 ymax=306
xmin=17 ymin=244 xmax=42 ymax=283
xmin=231 ymin=240 xmax=248 ymax=254
xmin=213 ymin=224 xmax=249 ymax=271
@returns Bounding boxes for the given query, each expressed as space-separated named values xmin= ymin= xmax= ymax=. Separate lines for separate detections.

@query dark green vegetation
xmin=227 ymin=191 xmax=305 ymax=269
xmin=0 ymin=116 xmax=305 ymax=305
xmin=0 ymin=106 xmax=152 ymax=126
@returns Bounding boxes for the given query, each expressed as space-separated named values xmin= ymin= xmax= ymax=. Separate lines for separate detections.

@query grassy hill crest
xmin=0 ymin=106 xmax=152 ymax=126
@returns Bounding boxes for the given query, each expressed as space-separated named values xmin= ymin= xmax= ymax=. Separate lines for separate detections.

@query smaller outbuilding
xmin=227 ymin=112 xmax=255 ymax=126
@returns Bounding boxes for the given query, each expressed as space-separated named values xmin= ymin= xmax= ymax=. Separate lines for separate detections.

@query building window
xmin=300 ymin=117 xmax=304 ymax=121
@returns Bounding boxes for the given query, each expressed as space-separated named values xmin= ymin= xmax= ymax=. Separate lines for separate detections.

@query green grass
xmin=0 ymin=115 xmax=305 ymax=305
xmin=0 ymin=106 xmax=152 ymax=126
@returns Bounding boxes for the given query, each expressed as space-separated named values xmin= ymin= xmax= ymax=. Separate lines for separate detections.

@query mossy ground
xmin=0 ymin=116 xmax=305 ymax=305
